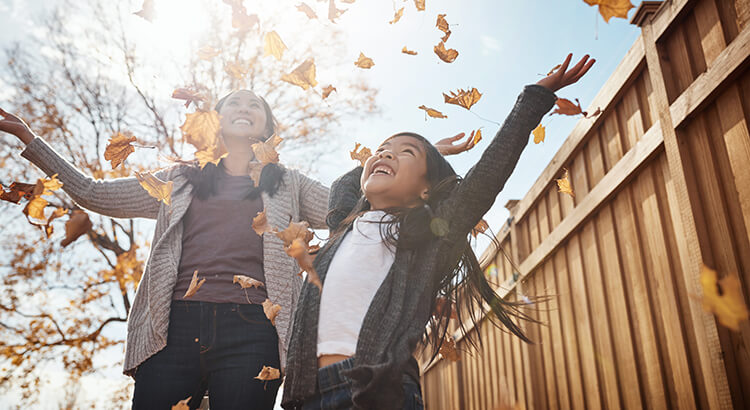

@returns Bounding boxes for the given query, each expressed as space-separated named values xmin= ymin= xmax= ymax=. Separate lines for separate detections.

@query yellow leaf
xmin=171 ymin=396 xmax=191 ymax=410
xmin=414 ymin=0 xmax=425 ymax=11
xmin=252 ymin=209 xmax=274 ymax=236
xmin=322 ymin=85 xmax=337 ymax=99
xmin=262 ymin=298 xmax=282 ymax=325
xmin=196 ymin=46 xmax=220 ymax=60
xmin=354 ymin=52 xmax=375 ymax=69
xmin=255 ymin=365 xmax=281 ymax=381
xmin=417 ymin=105 xmax=447 ymax=119
xmin=180 ymin=110 xmax=221 ymax=151
xmin=401 ymin=46 xmax=418 ymax=56
xmin=35 ymin=174 xmax=63 ymax=196
xmin=532 ymin=124 xmax=545 ymax=144
xmin=183 ymin=270 xmax=206 ymax=299
xmin=263 ymin=31 xmax=287 ymax=61
xmin=701 ymin=265 xmax=749 ymax=331
xmin=350 ymin=143 xmax=372 ymax=167
xmin=443 ymin=87 xmax=482 ymax=110
xmin=281 ymin=58 xmax=318 ymax=90
xmin=583 ymin=0 xmax=635 ymax=23
xmin=135 ymin=171 xmax=173 ymax=205
xmin=104 ymin=133 xmax=137 ymax=169
xmin=389 ymin=7 xmax=404 ymax=24
xmin=233 ymin=274 xmax=265 ymax=289
xmin=434 ymin=41 xmax=458 ymax=63
xmin=556 ymin=168 xmax=575 ymax=197
xmin=252 ymin=134 xmax=283 ymax=165
xmin=195 ymin=143 xmax=228 ymax=169
xmin=23 ymin=196 xmax=48 ymax=222
xmin=436 ymin=14 xmax=451 ymax=42
xmin=471 ymin=129 xmax=482 ymax=145
xmin=225 ymin=61 xmax=249 ymax=80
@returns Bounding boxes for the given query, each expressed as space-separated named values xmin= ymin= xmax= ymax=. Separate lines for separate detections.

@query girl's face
xmin=362 ymin=135 xmax=430 ymax=210
xmin=218 ymin=90 xmax=269 ymax=145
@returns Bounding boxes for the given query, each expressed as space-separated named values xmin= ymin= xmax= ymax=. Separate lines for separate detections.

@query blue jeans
xmin=132 ymin=301 xmax=281 ymax=410
xmin=301 ymin=357 xmax=424 ymax=410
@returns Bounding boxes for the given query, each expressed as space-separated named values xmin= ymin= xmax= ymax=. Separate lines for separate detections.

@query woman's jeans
xmin=132 ymin=300 xmax=281 ymax=410
xmin=301 ymin=357 xmax=424 ymax=410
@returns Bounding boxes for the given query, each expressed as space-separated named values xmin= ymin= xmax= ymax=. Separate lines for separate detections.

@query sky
xmin=0 ymin=0 xmax=644 ymax=407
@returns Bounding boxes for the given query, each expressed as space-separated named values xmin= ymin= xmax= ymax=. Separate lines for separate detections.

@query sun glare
xmin=127 ymin=0 xmax=211 ymax=59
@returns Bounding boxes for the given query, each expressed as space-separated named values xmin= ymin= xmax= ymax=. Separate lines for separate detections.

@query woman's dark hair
xmin=182 ymin=90 xmax=285 ymax=200
xmin=330 ymin=132 xmax=536 ymax=361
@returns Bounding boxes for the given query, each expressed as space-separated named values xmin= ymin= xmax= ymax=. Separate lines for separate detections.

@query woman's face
xmin=218 ymin=90 xmax=269 ymax=143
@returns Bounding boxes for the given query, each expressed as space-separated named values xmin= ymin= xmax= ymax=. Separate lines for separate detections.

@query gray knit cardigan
xmin=282 ymin=84 xmax=557 ymax=409
xmin=20 ymin=138 xmax=330 ymax=374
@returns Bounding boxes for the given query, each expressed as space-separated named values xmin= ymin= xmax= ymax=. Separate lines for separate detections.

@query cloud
xmin=480 ymin=35 xmax=501 ymax=56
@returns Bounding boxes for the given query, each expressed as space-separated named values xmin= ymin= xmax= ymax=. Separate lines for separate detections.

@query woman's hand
xmin=435 ymin=132 xmax=476 ymax=156
xmin=0 ymin=108 xmax=35 ymax=145
xmin=536 ymin=53 xmax=595 ymax=93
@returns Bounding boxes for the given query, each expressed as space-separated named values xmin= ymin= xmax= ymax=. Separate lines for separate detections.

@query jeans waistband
xmin=317 ymin=357 xmax=355 ymax=394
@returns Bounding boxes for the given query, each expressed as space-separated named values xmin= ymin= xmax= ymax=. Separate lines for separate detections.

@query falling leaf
xmin=556 ymin=168 xmax=575 ymax=197
xmin=171 ymin=396 xmax=191 ymax=410
xmin=231 ymin=4 xmax=260 ymax=32
xmin=443 ymin=88 xmax=482 ymax=110
xmin=296 ymin=2 xmax=318 ymax=19
xmin=551 ymin=98 xmax=583 ymax=116
xmin=471 ymin=219 xmax=489 ymax=238
xmin=255 ymin=366 xmax=281 ymax=381
xmin=225 ymin=61 xmax=249 ymax=80
xmin=180 ymin=110 xmax=221 ymax=151
xmin=281 ymin=58 xmax=318 ymax=90
xmin=36 ymin=174 xmax=64 ymax=195
xmin=0 ymin=182 xmax=35 ymax=204
xmin=327 ymin=0 xmax=347 ymax=22
xmin=285 ymin=238 xmax=322 ymax=290
xmin=350 ymin=143 xmax=372 ymax=167
xmin=532 ymin=124 xmax=545 ymax=144
xmin=434 ymin=41 xmax=458 ymax=63
xmin=701 ymin=265 xmax=749 ymax=331
xmin=471 ymin=129 xmax=482 ymax=145
xmin=418 ymin=105 xmax=447 ymax=119
xmin=183 ymin=270 xmax=206 ymax=298
xmin=252 ymin=209 xmax=274 ymax=236
xmin=135 ymin=171 xmax=173 ymax=205
xmin=354 ymin=52 xmax=375 ymax=69
xmin=436 ymin=14 xmax=451 ymax=42
xmin=322 ymin=85 xmax=337 ymax=99
xmin=547 ymin=64 xmax=562 ymax=76
xmin=104 ymin=134 xmax=137 ymax=169
xmin=196 ymin=46 xmax=221 ymax=60
xmin=389 ymin=7 xmax=404 ymax=24
xmin=171 ymin=88 xmax=206 ymax=109
xmin=439 ymin=335 xmax=460 ymax=362
xmin=252 ymin=134 xmax=283 ymax=164
xmin=275 ymin=220 xmax=313 ymax=248
xmin=233 ymin=275 xmax=265 ymax=289
xmin=262 ymin=298 xmax=282 ymax=325
xmin=584 ymin=0 xmax=635 ymax=23
xmin=195 ymin=143 xmax=228 ymax=169
xmin=401 ymin=46 xmax=418 ymax=56
xmin=263 ymin=31 xmax=287 ymax=61
xmin=433 ymin=296 xmax=458 ymax=320
xmin=42 ymin=207 xmax=68 ymax=238
xmin=23 ymin=196 xmax=48 ymax=222
xmin=22 ymin=175 xmax=64 ymax=222
xmin=61 ymin=210 xmax=92 ymax=247
xmin=133 ymin=0 xmax=156 ymax=22
xmin=248 ymin=162 xmax=265 ymax=186
xmin=414 ymin=0 xmax=425 ymax=11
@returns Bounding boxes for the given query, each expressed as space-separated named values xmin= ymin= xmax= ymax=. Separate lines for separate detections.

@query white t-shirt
xmin=317 ymin=211 xmax=397 ymax=357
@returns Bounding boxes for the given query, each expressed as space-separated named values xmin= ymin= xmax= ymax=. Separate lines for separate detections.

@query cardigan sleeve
xmin=21 ymin=136 xmax=178 ymax=220
xmin=326 ymin=166 xmax=363 ymax=231
xmin=296 ymin=170 xmax=331 ymax=230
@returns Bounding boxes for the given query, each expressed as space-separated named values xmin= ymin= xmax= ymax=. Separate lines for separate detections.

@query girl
xmin=282 ymin=53 xmax=595 ymax=410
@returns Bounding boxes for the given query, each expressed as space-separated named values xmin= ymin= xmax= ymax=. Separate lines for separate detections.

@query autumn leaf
xmin=24 ymin=196 xmax=48 ymax=222
xmin=471 ymin=129 xmax=482 ymax=145
xmin=700 ymin=265 xmax=749 ymax=331
xmin=433 ymin=296 xmax=458 ymax=320
xmin=255 ymin=365 xmax=281 ymax=381
xmin=195 ymin=143 xmax=228 ymax=169
xmin=436 ymin=14 xmax=451 ymax=42
xmin=135 ymin=171 xmax=173 ymax=205
xmin=196 ymin=46 xmax=221 ymax=60
xmin=471 ymin=218 xmax=489 ymax=238
xmin=584 ymin=0 xmax=635 ymax=23
xmin=183 ymin=270 xmax=206 ymax=299
xmin=296 ymin=2 xmax=318 ymax=19
xmin=443 ymin=87 xmax=482 ymax=110
xmin=327 ymin=0 xmax=347 ymax=22
xmin=225 ymin=61 xmax=249 ymax=80
xmin=171 ymin=396 xmax=191 ymax=410
xmin=401 ymin=46 xmax=418 ymax=56
xmin=263 ymin=31 xmax=287 ymax=61
xmin=350 ymin=142 xmax=372 ymax=167
xmin=556 ymin=168 xmax=575 ymax=197
xmin=389 ymin=7 xmax=404 ymax=24
xmin=42 ymin=207 xmax=68 ymax=238
xmin=231 ymin=4 xmax=259 ymax=32
xmin=35 ymin=174 xmax=64 ymax=195
xmin=0 ymin=182 xmax=35 ymax=204
xmin=321 ymin=85 xmax=337 ymax=99
xmin=286 ymin=238 xmax=322 ymax=290
xmin=418 ymin=105 xmax=447 ymax=119
xmin=262 ymin=298 xmax=282 ymax=325
xmin=171 ymin=88 xmax=206 ymax=109
xmin=434 ymin=41 xmax=458 ymax=63
xmin=275 ymin=220 xmax=313 ymax=248
xmin=252 ymin=134 xmax=283 ymax=164
xmin=61 ymin=210 xmax=92 ymax=247
xmin=414 ymin=0 xmax=425 ymax=11
xmin=551 ymin=98 xmax=583 ymax=116
xmin=233 ymin=275 xmax=265 ymax=289
xmin=354 ymin=52 xmax=375 ymax=69
xmin=439 ymin=335 xmax=460 ymax=362
xmin=180 ymin=110 xmax=221 ymax=151
xmin=23 ymin=174 xmax=64 ymax=222
xmin=547 ymin=64 xmax=562 ymax=76
xmin=103 ymin=134 xmax=137 ymax=169
xmin=532 ymin=124 xmax=545 ymax=144
xmin=252 ymin=209 xmax=274 ymax=236
xmin=248 ymin=162 xmax=265 ymax=186
xmin=133 ymin=0 xmax=156 ymax=22
xmin=281 ymin=58 xmax=318 ymax=90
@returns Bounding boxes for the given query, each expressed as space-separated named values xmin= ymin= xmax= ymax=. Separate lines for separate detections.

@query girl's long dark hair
xmin=330 ymin=132 xmax=537 ymax=361
xmin=181 ymin=91 xmax=285 ymax=200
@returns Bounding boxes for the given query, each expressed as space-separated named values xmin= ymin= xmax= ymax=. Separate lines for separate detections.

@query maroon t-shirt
xmin=172 ymin=171 xmax=267 ymax=304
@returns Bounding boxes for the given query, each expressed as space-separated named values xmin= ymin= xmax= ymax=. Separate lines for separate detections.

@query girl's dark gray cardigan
xmin=282 ymin=84 xmax=557 ymax=409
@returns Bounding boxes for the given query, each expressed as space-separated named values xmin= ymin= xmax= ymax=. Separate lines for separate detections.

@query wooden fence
xmin=419 ymin=0 xmax=750 ymax=408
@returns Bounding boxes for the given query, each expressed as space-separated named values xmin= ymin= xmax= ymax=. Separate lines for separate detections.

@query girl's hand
xmin=0 ymin=108 xmax=35 ymax=145
xmin=536 ymin=53 xmax=595 ymax=93
xmin=435 ymin=132 xmax=476 ymax=156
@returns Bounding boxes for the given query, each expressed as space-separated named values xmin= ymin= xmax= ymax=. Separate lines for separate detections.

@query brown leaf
xmin=135 ymin=171 xmax=174 ymax=205
xmin=61 ymin=210 xmax=92 ymax=247
xmin=171 ymin=396 xmax=191 ymax=410
xmin=443 ymin=88 xmax=482 ymax=110
xmin=252 ymin=209 xmax=274 ymax=236
xmin=104 ymin=134 xmax=137 ymax=169
xmin=532 ymin=124 xmax=545 ymax=144
xmin=584 ymin=0 xmax=635 ymax=23
xmin=471 ymin=129 xmax=482 ymax=145
xmin=171 ymin=88 xmax=206 ymax=109
xmin=436 ymin=14 xmax=451 ymax=42
xmin=701 ymin=265 xmax=749 ymax=331
xmin=551 ymin=98 xmax=583 ymax=116
xmin=350 ymin=143 xmax=372 ymax=167
xmin=401 ymin=46 xmax=418 ymax=56
xmin=327 ymin=0 xmax=347 ymax=22
xmin=471 ymin=218 xmax=489 ymax=238
xmin=275 ymin=220 xmax=313 ymax=247
xmin=556 ymin=168 xmax=575 ymax=197
xmin=0 ymin=182 xmax=35 ymax=204
xmin=263 ymin=31 xmax=287 ymax=61
xmin=255 ymin=365 xmax=281 ymax=381
xmin=281 ymin=58 xmax=318 ymax=90
xmin=262 ymin=298 xmax=282 ymax=325
xmin=417 ymin=105 xmax=447 ymax=119
xmin=414 ymin=0 xmax=425 ymax=11
xmin=354 ymin=52 xmax=375 ymax=69
xmin=233 ymin=275 xmax=265 ymax=289
xmin=389 ymin=7 xmax=404 ymax=24
xmin=322 ymin=85 xmax=337 ymax=99
xmin=433 ymin=296 xmax=458 ymax=320
xmin=133 ymin=0 xmax=156 ymax=22
xmin=183 ymin=270 xmax=206 ymax=299
xmin=285 ymin=238 xmax=322 ymax=291
xmin=196 ymin=46 xmax=221 ymax=60
xmin=439 ymin=335 xmax=460 ymax=362
xmin=296 ymin=2 xmax=318 ymax=19
xmin=180 ymin=110 xmax=222 ymax=151
xmin=252 ymin=134 xmax=283 ymax=165
xmin=248 ymin=162 xmax=265 ymax=186
xmin=434 ymin=41 xmax=458 ymax=63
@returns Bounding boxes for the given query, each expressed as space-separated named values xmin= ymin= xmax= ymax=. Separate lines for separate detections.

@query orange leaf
xmin=286 ymin=238 xmax=322 ymax=291
xmin=275 ymin=220 xmax=313 ymax=247
xmin=439 ymin=335 xmax=460 ymax=362
xmin=418 ymin=105 xmax=447 ymax=119
xmin=262 ymin=298 xmax=282 ymax=325
xmin=133 ymin=0 xmax=156 ymax=22
xmin=443 ymin=87 xmax=482 ymax=110
xmin=350 ymin=143 xmax=372 ymax=167
xmin=225 ymin=61 xmax=249 ymax=80
xmin=61 ymin=210 xmax=92 ymax=247
xmin=551 ymin=98 xmax=582 ymax=116
xmin=263 ymin=31 xmax=287 ymax=61
xmin=281 ymin=58 xmax=318 ymax=90
xmin=471 ymin=218 xmax=489 ymax=238
xmin=354 ymin=52 xmax=375 ymax=69
xmin=434 ymin=41 xmax=458 ymax=63
xmin=701 ymin=265 xmax=749 ymax=331
xmin=171 ymin=88 xmax=206 ymax=109
xmin=171 ymin=396 xmax=191 ymax=410
xmin=183 ymin=270 xmax=206 ymax=299
xmin=255 ymin=365 xmax=281 ymax=381
xmin=414 ymin=0 xmax=425 ymax=11
xmin=389 ymin=7 xmax=404 ymax=24
xmin=252 ymin=209 xmax=274 ymax=236
xmin=471 ymin=129 xmax=482 ymax=145
xmin=252 ymin=134 xmax=283 ymax=165
xmin=233 ymin=274 xmax=265 ymax=289
xmin=196 ymin=46 xmax=220 ymax=60
xmin=583 ymin=0 xmax=635 ymax=23
xmin=104 ymin=134 xmax=137 ymax=169
xmin=532 ymin=124 xmax=545 ymax=144
xmin=180 ymin=110 xmax=221 ymax=151
xmin=436 ymin=14 xmax=451 ymax=42
xmin=296 ymin=2 xmax=318 ymax=19
xmin=322 ymin=85 xmax=337 ymax=99
xmin=401 ymin=46 xmax=418 ymax=56
xmin=556 ymin=168 xmax=575 ymax=197
xmin=135 ymin=171 xmax=173 ymax=205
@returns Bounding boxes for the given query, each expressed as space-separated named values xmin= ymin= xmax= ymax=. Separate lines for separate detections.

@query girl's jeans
xmin=301 ymin=357 xmax=424 ymax=410
xmin=132 ymin=300 xmax=281 ymax=410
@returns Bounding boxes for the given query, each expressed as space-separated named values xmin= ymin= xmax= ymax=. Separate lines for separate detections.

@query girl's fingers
xmin=450 ymin=132 xmax=466 ymax=142
xmin=557 ymin=53 xmax=573 ymax=76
